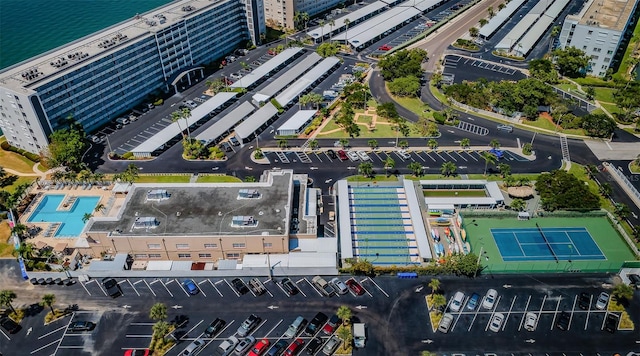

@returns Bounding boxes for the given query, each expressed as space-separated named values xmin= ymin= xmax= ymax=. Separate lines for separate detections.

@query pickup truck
xmin=353 ymin=323 xmax=366 ymax=348
xmin=312 ymin=276 xmax=335 ymax=297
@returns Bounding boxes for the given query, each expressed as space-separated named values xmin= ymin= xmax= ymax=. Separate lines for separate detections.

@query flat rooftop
xmin=89 ymin=171 xmax=293 ymax=237
xmin=577 ymin=0 xmax=636 ymax=31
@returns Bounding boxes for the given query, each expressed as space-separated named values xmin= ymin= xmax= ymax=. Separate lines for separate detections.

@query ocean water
xmin=0 ymin=0 xmax=173 ymax=70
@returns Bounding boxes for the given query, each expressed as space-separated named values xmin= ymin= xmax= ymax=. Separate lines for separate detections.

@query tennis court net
xmin=536 ymin=223 xmax=558 ymax=261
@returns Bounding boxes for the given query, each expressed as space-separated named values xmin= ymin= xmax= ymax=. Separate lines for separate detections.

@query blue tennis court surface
xmin=491 ymin=227 xmax=606 ymax=262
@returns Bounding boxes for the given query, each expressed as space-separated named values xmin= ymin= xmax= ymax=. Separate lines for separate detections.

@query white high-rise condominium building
xmin=558 ymin=0 xmax=639 ymax=77
xmin=0 ymin=0 xmax=265 ymax=155
xmin=264 ymin=0 xmax=343 ymax=29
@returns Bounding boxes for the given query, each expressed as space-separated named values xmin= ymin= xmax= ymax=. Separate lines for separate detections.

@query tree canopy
xmin=45 ymin=126 xmax=88 ymax=171
xmin=316 ymin=42 xmax=340 ymax=57
xmin=535 ymin=170 xmax=600 ymax=211
xmin=580 ymin=113 xmax=617 ymax=137
xmin=388 ymin=76 xmax=421 ymax=97
xmin=552 ymin=47 xmax=590 ymax=78
xmin=528 ymin=58 xmax=559 ymax=84
xmin=378 ymin=48 xmax=428 ymax=81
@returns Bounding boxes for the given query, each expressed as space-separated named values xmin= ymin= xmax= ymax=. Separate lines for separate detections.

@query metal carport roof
xmin=411 ymin=0 xmax=445 ymax=12
xmin=252 ymin=52 xmax=322 ymax=104
xmin=195 ymin=101 xmax=255 ymax=144
xmin=516 ymin=15 xmax=555 ymax=56
xmin=274 ymin=57 xmax=340 ymax=107
xmin=131 ymin=92 xmax=237 ymax=156
xmin=233 ymin=102 xmax=279 ymax=141
xmin=347 ymin=7 xmax=421 ymax=47
xmin=277 ymin=110 xmax=317 ymax=134
xmin=306 ymin=1 xmax=389 ymax=40
xmin=332 ymin=6 xmax=409 ymax=41
xmin=402 ymin=179 xmax=432 ymax=260
xmin=230 ymin=47 xmax=304 ymax=89
xmin=478 ymin=0 xmax=527 ymax=39
xmin=495 ymin=14 xmax=539 ymax=50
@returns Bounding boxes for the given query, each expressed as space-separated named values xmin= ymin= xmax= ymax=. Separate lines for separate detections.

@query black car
xmin=231 ymin=278 xmax=250 ymax=295
xmin=0 ymin=317 xmax=21 ymax=334
xmin=204 ymin=318 xmax=226 ymax=338
xmin=306 ymin=337 xmax=323 ymax=354
xmin=102 ymin=277 xmax=122 ymax=298
xmin=326 ymin=149 xmax=337 ymax=159
xmin=281 ymin=278 xmax=298 ymax=295
xmin=69 ymin=321 xmax=96 ymax=332
xmin=578 ymin=292 xmax=590 ymax=310
xmin=220 ymin=142 xmax=232 ymax=152
xmin=628 ymin=274 xmax=640 ymax=289
xmin=556 ymin=311 xmax=570 ymax=331
xmin=304 ymin=312 xmax=328 ymax=335
xmin=604 ymin=313 xmax=619 ymax=333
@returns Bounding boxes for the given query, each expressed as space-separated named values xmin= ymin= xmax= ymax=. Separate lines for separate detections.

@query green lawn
xmin=0 ymin=136 xmax=38 ymax=173
xmin=4 ymin=176 xmax=37 ymax=193
xmin=568 ymin=163 xmax=613 ymax=212
xmin=600 ymin=102 xmax=622 ymax=115
xmin=522 ymin=118 xmax=585 ymax=136
xmin=614 ymin=18 xmax=640 ymax=79
xmin=318 ymin=118 xmax=420 ymax=138
xmin=135 ymin=175 xmax=191 ymax=183
xmin=423 ymin=189 xmax=487 ymax=197
xmin=196 ymin=175 xmax=242 ymax=183
xmin=593 ymin=87 xmax=616 ymax=103
xmin=555 ymin=82 xmax=579 ymax=92
xmin=359 ymin=115 xmax=373 ymax=126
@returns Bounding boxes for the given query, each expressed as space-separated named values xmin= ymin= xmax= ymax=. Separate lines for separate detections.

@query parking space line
xmin=48 ymin=315 xmax=75 ymax=356
xmin=468 ymin=297 xmax=483 ymax=331
xmin=357 ymin=278 xmax=374 ymax=298
xmin=444 ymin=151 xmax=457 ymax=162
xmin=451 ymin=300 xmax=467 ymax=332
xmin=143 ymin=280 xmax=157 ymax=296
xmin=261 ymin=319 xmax=283 ymax=338
xmin=455 ymin=151 xmax=468 ymax=161
xmin=182 ymin=319 xmax=205 ymax=340
xmin=31 ymin=338 xmax=62 ymax=354
xmin=37 ymin=325 xmax=68 ymax=340
xmin=79 ymin=281 xmax=92 ymax=296
xmin=584 ymin=295 xmax=593 ymax=330
xmin=362 ymin=277 xmax=389 ymax=298
xmin=424 ymin=152 xmax=436 ymax=162
xmin=125 ymin=279 xmax=140 ymax=296
xmin=176 ymin=279 xmax=192 ymax=297
xmin=518 ymin=295 xmax=532 ymax=331
xmin=485 ymin=296 xmax=501 ymax=331
xmin=567 ymin=295 xmax=578 ymax=331
xmin=207 ymin=279 xmax=224 ymax=297
xmin=250 ymin=318 xmax=269 ymax=337
xmin=158 ymin=279 xmax=174 ymax=298
xmin=224 ymin=279 xmax=241 ymax=297
xmin=415 ymin=153 xmax=426 ymax=162
xmin=315 ymin=153 xmax=324 ymax=162
xmin=305 ymin=278 xmax=324 ymax=297
xmin=551 ymin=297 xmax=562 ymax=330
xmin=600 ymin=311 xmax=607 ymax=330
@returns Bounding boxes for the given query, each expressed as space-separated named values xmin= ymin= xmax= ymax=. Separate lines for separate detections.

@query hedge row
xmin=1 ymin=141 xmax=40 ymax=162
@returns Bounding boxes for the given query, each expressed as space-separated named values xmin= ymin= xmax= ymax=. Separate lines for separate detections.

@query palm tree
xmin=344 ymin=18 xmax=351 ymax=48
xmin=481 ymin=151 xmax=497 ymax=175
xmin=319 ymin=20 xmax=325 ymax=42
xmin=337 ymin=325 xmax=352 ymax=350
xmin=510 ymin=198 xmax=526 ymax=211
xmin=428 ymin=278 xmax=440 ymax=295
xmin=479 ymin=18 xmax=488 ymax=27
xmin=42 ymin=293 xmax=56 ymax=314
xmin=487 ymin=6 xmax=495 ymax=18
xmin=82 ymin=213 xmax=93 ymax=223
xmin=181 ymin=108 xmax=192 ymax=139
xmin=294 ymin=12 xmax=302 ymax=30
xmin=384 ymin=156 xmax=395 ymax=177
xmin=302 ymin=12 xmax=309 ymax=31
xmin=171 ymin=111 xmax=185 ymax=139
xmin=497 ymin=163 xmax=511 ymax=177
xmin=498 ymin=3 xmax=506 ymax=11
xmin=94 ymin=203 xmax=105 ymax=214
xmin=13 ymin=242 xmax=35 ymax=261
xmin=358 ymin=162 xmax=374 ymax=178
xmin=367 ymin=139 xmax=378 ymax=149
xmin=469 ymin=27 xmax=479 ymax=37
xmin=329 ymin=20 xmax=335 ymax=41
xmin=11 ymin=224 xmax=28 ymax=240
xmin=152 ymin=320 xmax=171 ymax=338
xmin=0 ymin=290 xmax=17 ymax=313
xmin=407 ymin=162 xmax=424 ymax=177
xmin=427 ymin=139 xmax=438 ymax=149
xmin=432 ymin=293 xmax=447 ymax=311
xmin=337 ymin=306 xmax=352 ymax=326
xmin=440 ymin=162 xmax=457 ymax=177
xmin=460 ymin=138 xmax=470 ymax=149
xmin=489 ymin=139 xmax=500 ymax=149
xmin=339 ymin=138 xmax=349 ymax=148
xmin=93 ymin=172 xmax=105 ymax=185
xmin=278 ymin=138 xmax=288 ymax=149
xmin=308 ymin=140 xmax=318 ymax=150
xmin=150 ymin=302 xmax=168 ymax=321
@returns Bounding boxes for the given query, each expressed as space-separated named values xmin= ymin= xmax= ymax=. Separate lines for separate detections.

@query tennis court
xmin=492 ymin=226 xmax=606 ymax=262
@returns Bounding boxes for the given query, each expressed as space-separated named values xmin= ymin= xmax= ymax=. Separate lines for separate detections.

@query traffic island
xmin=425 ymin=295 xmax=443 ymax=332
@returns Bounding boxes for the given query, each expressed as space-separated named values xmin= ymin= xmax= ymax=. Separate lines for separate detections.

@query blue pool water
xmin=28 ymin=195 xmax=100 ymax=237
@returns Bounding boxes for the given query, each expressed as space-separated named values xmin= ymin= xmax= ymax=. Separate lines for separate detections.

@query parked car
xmin=312 ymin=276 xmax=335 ymax=297
xmin=69 ymin=321 xmax=96 ymax=332
xmin=235 ymin=336 xmax=255 ymax=355
xmin=604 ymin=313 xmax=619 ymax=333
xmin=306 ymin=337 xmax=323 ymax=354
xmin=378 ymin=44 xmax=392 ymax=51
xmin=182 ymin=338 xmax=206 ymax=356
xmin=102 ymin=277 xmax=122 ymax=298
xmin=337 ymin=150 xmax=348 ymax=161
xmin=466 ymin=293 xmax=480 ymax=311
xmin=347 ymin=151 xmax=359 ymax=161
xmin=346 ymin=279 xmax=365 ymax=296
xmin=305 ymin=312 xmax=328 ymax=335
xmin=185 ymin=100 xmax=198 ymax=108
xmin=281 ymin=278 xmax=299 ymax=295
xmin=628 ymin=273 xmax=640 ymax=289
xmin=482 ymin=289 xmax=497 ymax=309
xmin=204 ymin=318 xmax=226 ymax=338
xmin=489 ymin=312 xmax=505 ymax=332
xmin=237 ymin=314 xmax=261 ymax=337
xmin=248 ymin=338 xmax=270 ymax=356
xmin=523 ymin=312 xmax=538 ymax=332
xmin=0 ymin=317 xmax=21 ymax=334
xmin=357 ymin=151 xmax=371 ymax=161
xmin=437 ymin=313 xmax=454 ymax=333
xmin=229 ymin=136 xmax=240 ymax=146
xmin=284 ymin=338 xmax=304 ymax=356
xmin=115 ymin=117 xmax=130 ymax=125
xmin=450 ymin=291 xmax=465 ymax=312
xmin=215 ymin=336 xmax=239 ymax=356
xmin=556 ymin=311 xmax=570 ymax=330
xmin=267 ymin=339 xmax=288 ymax=356
xmin=220 ymin=142 xmax=232 ymax=152
xmin=397 ymin=149 xmax=411 ymax=159
xmin=322 ymin=314 xmax=340 ymax=335
xmin=578 ymin=292 xmax=591 ymax=310
xmin=231 ymin=278 xmax=249 ymax=295
xmin=124 ymin=349 xmax=149 ymax=356
xmin=326 ymin=149 xmax=337 ymax=159
xmin=595 ymin=292 xmax=609 ymax=310
xmin=329 ymin=278 xmax=348 ymax=295
xmin=322 ymin=335 xmax=340 ymax=355
xmin=284 ymin=316 xmax=307 ymax=339
xmin=248 ymin=278 xmax=267 ymax=295
xmin=182 ymin=279 xmax=199 ymax=295
xmin=497 ymin=124 xmax=513 ymax=133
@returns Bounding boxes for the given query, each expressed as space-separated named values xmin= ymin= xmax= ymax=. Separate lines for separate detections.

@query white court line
xmin=208 ymin=279 xmax=224 ymax=297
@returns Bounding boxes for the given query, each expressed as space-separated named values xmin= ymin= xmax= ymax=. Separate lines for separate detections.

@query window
xmin=147 ymin=243 xmax=161 ymax=250
xmin=198 ymin=253 xmax=212 ymax=258
xmin=232 ymin=243 xmax=246 ymax=248
xmin=607 ymin=50 xmax=613 ymax=55
xmin=134 ymin=254 xmax=148 ymax=259
xmin=178 ymin=253 xmax=191 ymax=258
xmin=204 ymin=243 xmax=218 ymax=249
xmin=226 ymin=252 xmax=240 ymax=259
xmin=176 ymin=243 xmax=190 ymax=250
xmin=149 ymin=253 xmax=162 ymax=258
xmin=587 ymin=30 xmax=593 ymax=35
xmin=263 ymin=242 xmax=273 ymax=248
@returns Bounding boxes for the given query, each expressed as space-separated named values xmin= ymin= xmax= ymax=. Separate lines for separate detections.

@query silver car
xmin=524 ymin=312 xmax=538 ymax=332
xmin=482 ymin=289 xmax=498 ymax=309
xmin=330 ymin=278 xmax=348 ymax=295
xmin=489 ymin=312 xmax=505 ymax=332
xmin=595 ymin=292 xmax=609 ymax=310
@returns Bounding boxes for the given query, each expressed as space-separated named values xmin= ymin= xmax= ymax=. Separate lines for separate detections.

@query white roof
xmin=195 ymin=101 xmax=255 ymax=143
xmin=233 ymin=102 xmax=279 ymax=140
xmin=347 ymin=7 xmax=420 ymax=47
xmin=545 ymin=0 xmax=572 ymax=19
xmin=528 ymin=0 xmax=551 ymax=15
xmin=87 ymin=253 xmax=129 ymax=271
xmin=495 ymin=14 xmax=539 ymax=50
xmin=403 ymin=179 xmax=432 ymax=260
xmin=479 ymin=0 xmax=527 ymax=38
xmin=252 ymin=52 xmax=322 ymax=104
xmin=241 ymin=252 xmax=337 ymax=268
xmin=306 ymin=1 xmax=389 ymax=39
xmin=278 ymin=110 xmax=317 ymax=132
xmin=144 ymin=261 xmax=173 ymax=270
xmin=132 ymin=92 xmax=236 ymax=154
xmin=337 ymin=180 xmax=353 ymax=259
xmin=517 ymin=15 xmax=555 ymax=56
xmin=230 ymin=47 xmax=304 ymax=88
xmin=427 ymin=204 xmax=455 ymax=210
xmin=412 ymin=0 xmax=445 ymax=12
xmin=274 ymin=57 xmax=340 ymax=107
xmin=332 ymin=7 xmax=414 ymax=41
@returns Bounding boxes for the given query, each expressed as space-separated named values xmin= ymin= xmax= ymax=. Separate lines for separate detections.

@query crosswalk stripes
xmin=559 ymin=135 xmax=570 ymax=162
xmin=296 ymin=152 xmax=312 ymax=163
xmin=275 ymin=151 xmax=290 ymax=163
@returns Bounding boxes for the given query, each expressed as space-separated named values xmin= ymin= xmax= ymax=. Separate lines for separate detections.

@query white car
xmin=489 ymin=312 xmax=505 ymax=332
xmin=357 ymin=151 xmax=371 ymax=161
xmin=523 ymin=312 xmax=538 ymax=332
xmin=330 ymin=278 xmax=348 ymax=295
xmin=450 ymin=291 xmax=465 ymax=312
xmin=595 ymin=292 xmax=609 ymax=310
xmin=234 ymin=336 xmax=255 ymax=355
xmin=397 ymin=149 xmax=411 ymax=159
xmin=185 ymin=100 xmax=197 ymax=108
xmin=482 ymin=289 xmax=498 ymax=309
xmin=347 ymin=151 xmax=359 ymax=161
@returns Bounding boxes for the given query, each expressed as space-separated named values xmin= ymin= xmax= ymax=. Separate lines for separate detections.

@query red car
xmin=346 ymin=279 xmax=365 ymax=296
xmin=284 ymin=338 xmax=304 ymax=356
xmin=337 ymin=150 xmax=348 ymax=161
xmin=268 ymin=49 xmax=276 ymax=55
xmin=248 ymin=338 xmax=270 ymax=356
xmin=323 ymin=314 xmax=340 ymax=335
xmin=124 ymin=350 xmax=149 ymax=356
xmin=378 ymin=44 xmax=392 ymax=51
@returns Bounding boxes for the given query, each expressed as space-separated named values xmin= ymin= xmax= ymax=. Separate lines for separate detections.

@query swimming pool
xmin=28 ymin=195 xmax=100 ymax=237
